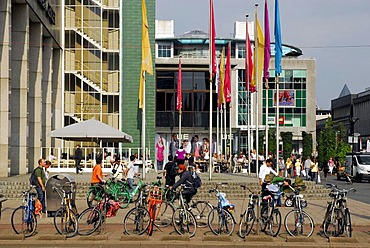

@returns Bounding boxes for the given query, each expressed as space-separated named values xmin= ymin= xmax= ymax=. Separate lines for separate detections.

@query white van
xmin=344 ymin=153 xmax=370 ymax=182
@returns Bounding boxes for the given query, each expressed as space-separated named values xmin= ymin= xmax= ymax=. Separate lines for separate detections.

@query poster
xmin=274 ymin=90 xmax=295 ymax=107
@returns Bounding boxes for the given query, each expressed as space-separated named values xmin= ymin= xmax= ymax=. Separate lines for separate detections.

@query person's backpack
xmin=192 ymin=171 xmax=202 ymax=190
xmin=29 ymin=167 xmax=40 ymax=186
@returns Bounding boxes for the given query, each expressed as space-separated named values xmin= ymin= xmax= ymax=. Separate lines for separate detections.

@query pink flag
xmin=264 ymin=0 xmax=271 ymax=85
xmin=210 ymin=0 xmax=217 ymax=77
xmin=246 ymin=21 xmax=255 ymax=92
xmin=224 ymin=42 xmax=231 ymax=103
xmin=176 ymin=57 xmax=182 ymax=111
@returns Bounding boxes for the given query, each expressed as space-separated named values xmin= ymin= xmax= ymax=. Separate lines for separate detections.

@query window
xmin=157 ymin=43 xmax=172 ymax=58
xmin=237 ymin=44 xmax=246 ymax=59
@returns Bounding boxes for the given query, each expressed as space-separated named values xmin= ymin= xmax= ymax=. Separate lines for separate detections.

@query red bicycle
xmin=147 ymin=186 xmax=163 ymax=236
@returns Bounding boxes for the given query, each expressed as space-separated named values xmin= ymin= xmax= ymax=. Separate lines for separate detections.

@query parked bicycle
xmin=172 ymin=184 xmax=197 ymax=237
xmin=52 ymin=182 xmax=78 ymax=238
xmin=322 ymin=184 xmax=356 ymax=238
xmin=259 ymin=188 xmax=282 ymax=237
xmin=207 ymin=183 xmax=236 ymax=236
xmin=147 ymin=185 xmax=162 ymax=236
xmin=78 ymin=190 xmax=121 ymax=236
xmin=11 ymin=186 xmax=38 ymax=237
xmin=238 ymin=185 xmax=260 ymax=238
xmin=284 ymin=185 xmax=314 ymax=237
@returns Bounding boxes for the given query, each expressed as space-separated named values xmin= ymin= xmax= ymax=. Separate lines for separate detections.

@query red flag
xmin=245 ymin=21 xmax=255 ymax=92
xmin=210 ymin=0 xmax=217 ymax=77
xmin=224 ymin=42 xmax=231 ymax=103
xmin=176 ymin=57 xmax=182 ymax=111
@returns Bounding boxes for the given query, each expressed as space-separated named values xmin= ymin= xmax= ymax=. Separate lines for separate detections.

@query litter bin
xmin=46 ymin=174 xmax=77 ymax=217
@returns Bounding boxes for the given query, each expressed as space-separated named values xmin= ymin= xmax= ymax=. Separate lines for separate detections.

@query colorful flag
xmin=176 ymin=57 xmax=182 ymax=111
xmin=218 ymin=48 xmax=225 ymax=107
xmin=252 ymin=16 xmax=264 ymax=88
xmin=245 ymin=21 xmax=254 ymax=92
xmin=139 ymin=0 xmax=153 ymax=109
xmin=210 ymin=0 xmax=217 ymax=77
xmin=224 ymin=42 xmax=231 ymax=103
xmin=264 ymin=0 xmax=271 ymax=87
xmin=274 ymin=0 xmax=282 ymax=75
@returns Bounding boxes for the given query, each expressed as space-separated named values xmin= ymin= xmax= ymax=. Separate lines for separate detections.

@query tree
xmin=302 ymin=131 xmax=313 ymax=159
xmin=281 ymin=132 xmax=293 ymax=161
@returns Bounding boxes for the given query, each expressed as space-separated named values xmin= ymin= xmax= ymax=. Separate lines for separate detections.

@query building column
xmin=0 ymin=0 xmax=11 ymax=177
xmin=42 ymin=37 xmax=53 ymax=151
xmin=28 ymin=22 xmax=43 ymax=171
xmin=52 ymin=48 xmax=63 ymax=148
xmin=10 ymin=3 xmax=29 ymax=175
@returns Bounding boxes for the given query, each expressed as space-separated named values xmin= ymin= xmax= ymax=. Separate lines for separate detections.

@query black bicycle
xmin=238 ymin=185 xmax=259 ymax=238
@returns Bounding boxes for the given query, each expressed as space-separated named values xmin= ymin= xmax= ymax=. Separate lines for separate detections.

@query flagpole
xmin=209 ymin=0 xmax=214 ymax=180
xmin=275 ymin=0 xmax=282 ymax=162
xmin=142 ymin=71 xmax=146 ymax=180
xmin=223 ymin=103 xmax=227 ymax=162
xmin=255 ymin=4 xmax=260 ymax=178
xmin=264 ymin=0 xmax=271 ymax=159
xmin=178 ymin=57 xmax=182 ymax=146
xmin=246 ymin=15 xmax=251 ymax=175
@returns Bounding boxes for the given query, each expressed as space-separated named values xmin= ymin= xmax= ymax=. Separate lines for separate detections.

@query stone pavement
xmin=0 ymin=171 xmax=369 ymax=247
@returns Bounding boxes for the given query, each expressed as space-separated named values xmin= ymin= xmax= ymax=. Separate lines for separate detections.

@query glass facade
xmin=156 ymin=70 xmax=219 ymax=128
xmin=64 ymin=0 xmax=120 ymax=128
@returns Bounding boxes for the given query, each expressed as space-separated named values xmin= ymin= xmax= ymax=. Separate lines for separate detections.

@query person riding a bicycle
xmin=171 ymin=164 xmax=196 ymax=204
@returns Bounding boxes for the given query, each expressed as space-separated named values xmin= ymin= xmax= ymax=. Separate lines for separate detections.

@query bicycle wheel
xmin=11 ymin=206 xmax=37 ymax=237
xmin=154 ymin=202 xmax=175 ymax=228
xmin=323 ymin=208 xmax=344 ymax=238
xmin=172 ymin=208 xmax=197 ymax=237
xmin=87 ymin=189 xmax=102 ymax=208
xmin=78 ymin=207 xmax=102 ymax=236
xmin=238 ymin=208 xmax=255 ymax=238
xmin=344 ymin=209 xmax=352 ymax=238
xmin=191 ymin=201 xmax=213 ymax=228
xmin=268 ymin=209 xmax=281 ymax=237
xmin=54 ymin=207 xmax=78 ymax=238
xmin=123 ymin=207 xmax=150 ymax=235
xmin=259 ymin=204 xmax=269 ymax=232
xmin=284 ymin=210 xmax=314 ymax=237
xmin=208 ymin=208 xmax=235 ymax=236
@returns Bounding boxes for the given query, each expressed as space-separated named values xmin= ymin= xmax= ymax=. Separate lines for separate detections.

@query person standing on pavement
xmin=124 ymin=155 xmax=136 ymax=192
xmin=35 ymin=159 xmax=47 ymax=215
xmin=310 ymin=158 xmax=319 ymax=183
xmin=74 ymin=145 xmax=83 ymax=174
xmin=44 ymin=160 xmax=51 ymax=181
xmin=295 ymin=158 xmax=302 ymax=178
xmin=91 ymin=155 xmax=107 ymax=185
xmin=304 ymin=156 xmax=312 ymax=180
xmin=258 ymin=158 xmax=278 ymax=186
xmin=163 ymin=155 xmax=177 ymax=186
xmin=156 ymin=137 xmax=165 ymax=171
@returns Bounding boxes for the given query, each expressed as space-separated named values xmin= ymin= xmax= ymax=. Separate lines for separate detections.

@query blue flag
xmin=274 ymin=0 xmax=282 ymax=75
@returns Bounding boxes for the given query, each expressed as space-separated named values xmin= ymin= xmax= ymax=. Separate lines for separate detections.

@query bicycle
xmin=147 ymin=185 xmax=162 ymax=236
xmin=123 ymin=183 xmax=151 ymax=235
xmin=207 ymin=183 xmax=236 ymax=236
xmin=52 ymin=182 xmax=78 ymax=238
xmin=238 ymin=185 xmax=260 ymax=238
xmin=11 ymin=186 xmax=38 ymax=237
xmin=259 ymin=189 xmax=282 ymax=237
xmin=78 ymin=190 xmax=121 ymax=236
xmin=284 ymin=185 xmax=314 ymax=237
xmin=322 ymin=184 xmax=356 ymax=238
xmin=172 ymin=184 xmax=197 ymax=237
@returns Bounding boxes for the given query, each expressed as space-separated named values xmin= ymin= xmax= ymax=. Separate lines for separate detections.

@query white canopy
xmin=50 ymin=119 xmax=133 ymax=143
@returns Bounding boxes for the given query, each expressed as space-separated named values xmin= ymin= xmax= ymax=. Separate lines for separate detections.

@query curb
xmin=202 ymin=235 xmax=232 ymax=242
xmin=0 ymin=234 xmax=24 ymax=240
xmin=120 ymin=235 xmax=150 ymax=241
xmin=286 ymin=236 xmax=316 ymax=243
xmin=38 ymin=234 xmax=66 ymax=240
xmin=161 ymin=234 xmax=190 ymax=241
xmin=329 ymin=237 xmax=359 ymax=243
xmin=78 ymin=234 xmax=108 ymax=240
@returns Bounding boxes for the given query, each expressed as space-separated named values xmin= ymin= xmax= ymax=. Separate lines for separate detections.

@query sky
xmin=156 ymin=0 xmax=370 ymax=109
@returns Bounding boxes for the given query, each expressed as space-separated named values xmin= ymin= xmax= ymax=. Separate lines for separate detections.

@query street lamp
xmin=348 ymin=117 xmax=359 ymax=175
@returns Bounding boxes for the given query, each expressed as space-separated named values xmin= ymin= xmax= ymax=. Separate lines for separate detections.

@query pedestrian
xmin=278 ymin=157 xmax=285 ymax=176
xmin=304 ymin=156 xmax=312 ymax=181
xmin=156 ymin=136 xmax=165 ymax=171
xmin=44 ymin=160 xmax=51 ymax=181
xmin=124 ymin=155 xmax=136 ymax=192
xmin=163 ymin=155 xmax=177 ymax=186
xmin=35 ymin=159 xmax=47 ymax=216
xmin=176 ymin=146 xmax=186 ymax=165
xmin=74 ymin=145 xmax=83 ymax=174
xmin=285 ymin=157 xmax=292 ymax=178
xmin=328 ymin=157 xmax=335 ymax=176
xmin=310 ymin=158 xmax=319 ymax=183
xmin=171 ymin=164 xmax=196 ymax=204
xmin=169 ymin=133 xmax=179 ymax=156
xmin=258 ymin=158 xmax=278 ymax=186
xmin=322 ymin=160 xmax=329 ymax=180
xmin=295 ymin=158 xmax=302 ymax=178
xmin=91 ymin=155 xmax=107 ymax=185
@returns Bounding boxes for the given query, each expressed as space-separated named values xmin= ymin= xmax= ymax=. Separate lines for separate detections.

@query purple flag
xmin=263 ymin=0 xmax=271 ymax=85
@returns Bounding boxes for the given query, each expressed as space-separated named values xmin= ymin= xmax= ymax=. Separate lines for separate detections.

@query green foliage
xmin=281 ymin=132 xmax=293 ymax=161
xmin=302 ymin=132 xmax=313 ymax=159
xmin=268 ymin=129 xmax=277 ymax=155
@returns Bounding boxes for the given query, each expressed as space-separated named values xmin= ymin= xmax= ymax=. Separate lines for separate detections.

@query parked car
xmin=342 ymin=153 xmax=370 ymax=182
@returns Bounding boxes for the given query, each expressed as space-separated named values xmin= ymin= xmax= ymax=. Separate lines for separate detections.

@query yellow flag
xmin=251 ymin=17 xmax=264 ymax=88
xmin=218 ymin=48 xmax=225 ymax=107
xmin=139 ymin=0 xmax=153 ymax=109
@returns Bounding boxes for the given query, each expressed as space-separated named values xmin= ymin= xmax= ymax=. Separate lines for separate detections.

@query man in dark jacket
xmin=74 ymin=145 xmax=83 ymax=174
xmin=171 ymin=164 xmax=196 ymax=204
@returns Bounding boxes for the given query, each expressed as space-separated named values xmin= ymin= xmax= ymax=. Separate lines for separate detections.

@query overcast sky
xmin=156 ymin=0 xmax=370 ymax=109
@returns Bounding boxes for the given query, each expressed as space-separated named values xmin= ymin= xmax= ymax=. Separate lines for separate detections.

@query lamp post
xmin=348 ymin=117 xmax=359 ymax=175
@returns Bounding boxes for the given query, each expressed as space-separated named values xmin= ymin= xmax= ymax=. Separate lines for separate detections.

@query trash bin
xmin=46 ymin=174 xmax=76 ymax=217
